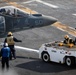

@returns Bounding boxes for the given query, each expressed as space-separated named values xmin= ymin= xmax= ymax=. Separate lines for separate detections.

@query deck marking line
xmin=73 ymin=14 xmax=76 ymax=16
xmin=36 ymin=0 xmax=59 ymax=8
xmin=22 ymin=0 xmax=35 ymax=4
xmin=15 ymin=46 xmax=39 ymax=53
xmin=52 ymin=22 xmax=76 ymax=37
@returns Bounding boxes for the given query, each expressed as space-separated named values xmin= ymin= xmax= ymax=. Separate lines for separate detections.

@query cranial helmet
xmin=64 ymin=35 xmax=69 ymax=39
xmin=8 ymin=32 xmax=13 ymax=36
xmin=3 ymin=43 xmax=8 ymax=47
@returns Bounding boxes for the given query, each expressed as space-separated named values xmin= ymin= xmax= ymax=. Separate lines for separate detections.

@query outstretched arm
xmin=13 ymin=37 xmax=22 ymax=42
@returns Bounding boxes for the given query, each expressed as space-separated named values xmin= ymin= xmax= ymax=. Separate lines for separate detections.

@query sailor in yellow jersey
xmin=63 ymin=35 xmax=74 ymax=44
xmin=4 ymin=32 xmax=22 ymax=60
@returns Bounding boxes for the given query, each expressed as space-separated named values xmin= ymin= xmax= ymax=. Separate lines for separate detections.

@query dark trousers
xmin=12 ymin=50 xmax=16 ymax=59
xmin=1 ymin=57 xmax=9 ymax=70
xmin=10 ymin=50 xmax=16 ymax=59
xmin=9 ymin=45 xmax=16 ymax=59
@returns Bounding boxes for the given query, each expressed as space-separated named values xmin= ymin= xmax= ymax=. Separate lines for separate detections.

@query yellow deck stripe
xmin=4 ymin=0 xmax=37 ymax=14
xmin=53 ymin=22 xmax=76 ymax=36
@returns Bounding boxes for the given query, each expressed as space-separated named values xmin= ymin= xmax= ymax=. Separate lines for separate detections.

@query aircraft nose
xmin=43 ymin=16 xmax=57 ymax=25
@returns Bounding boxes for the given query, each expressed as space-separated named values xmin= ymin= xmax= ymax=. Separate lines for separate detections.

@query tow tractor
xmin=39 ymin=41 xmax=76 ymax=67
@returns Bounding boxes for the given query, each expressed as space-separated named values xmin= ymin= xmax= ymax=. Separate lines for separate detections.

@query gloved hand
xmin=20 ymin=40 xmax=22 ymax=42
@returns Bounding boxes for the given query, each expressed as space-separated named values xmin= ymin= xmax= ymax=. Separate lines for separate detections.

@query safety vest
xmin=6 ymin=36 xmax=15 ymax=45
xmin=64 ymin=38 xmax=70 ymax=44
xmin=66 ymin=39 xmax=70 ymax=44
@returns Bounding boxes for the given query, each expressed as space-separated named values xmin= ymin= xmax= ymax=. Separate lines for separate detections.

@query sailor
xmin=4 ymin=32 xmax=22 ymax=60
xmin=1 ymin=43 xmax=10 ymax=70
xmin=5 ymin=9 xmax=12 ymax=15
xmin=63 ymin=35 xmax=74 ymax=44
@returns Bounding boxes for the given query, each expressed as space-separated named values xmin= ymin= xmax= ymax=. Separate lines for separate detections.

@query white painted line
xmin=21 ymin=0 xmax=35 ymax=4
xmin=73 ymin=14 xmax=76 ymax=16
xmin=15 ymin=46 xmax=39 ymax=53
xmin=57 ymin=27 xmax=65 ymax=31
xmin=21 ymin=0 xmax=58 ymax=8
xmin=69 ymin=26 xmax=75 ymax=30
xmin=0 ymin=43 xmax=39 ymax=53
xmin=36 ymin=0 xmax=59 ymax=8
